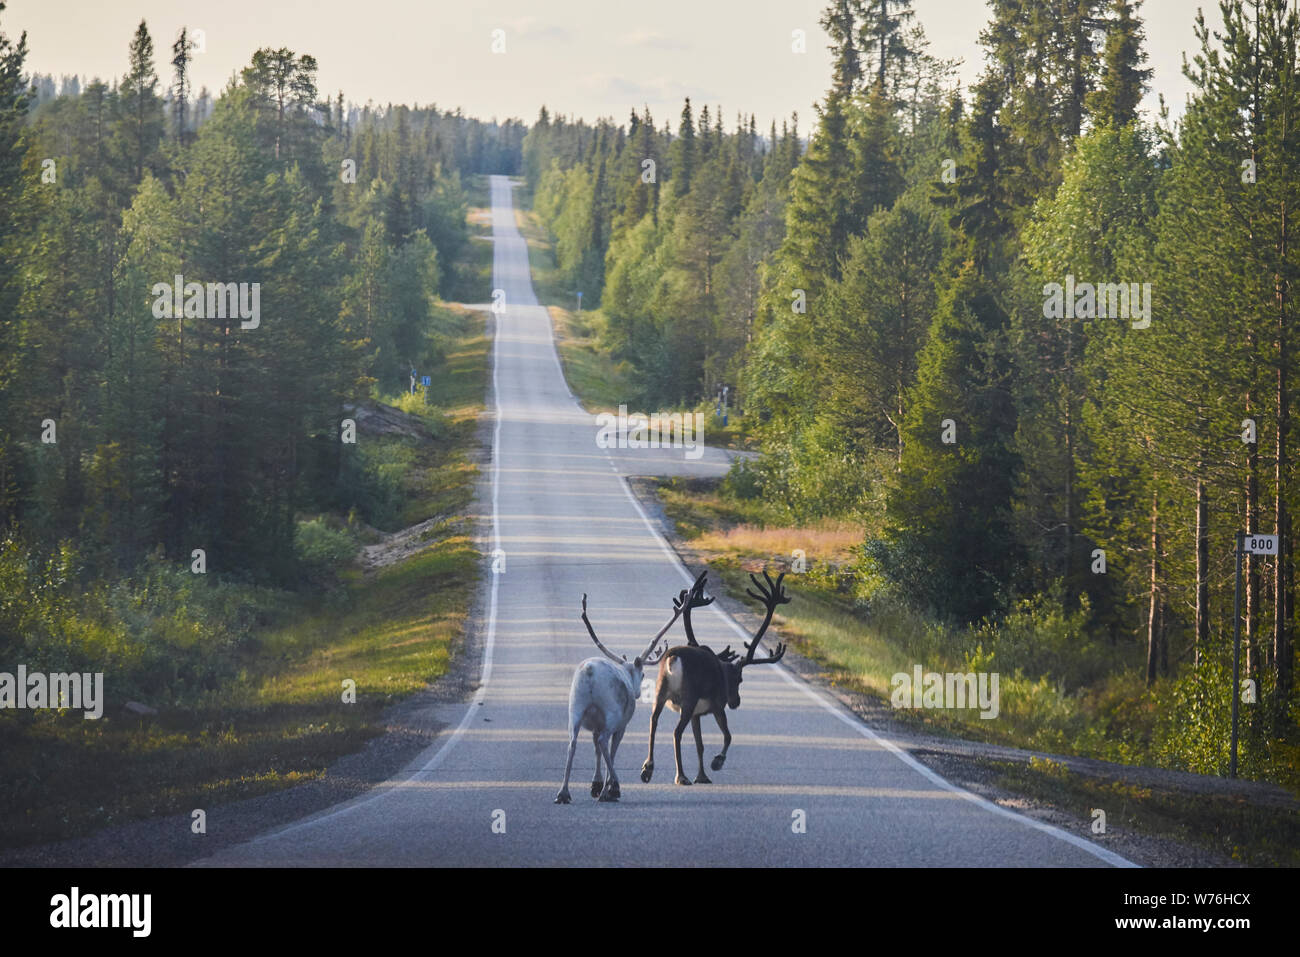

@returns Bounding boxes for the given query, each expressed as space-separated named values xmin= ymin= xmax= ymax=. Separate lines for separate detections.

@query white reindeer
xmin=554 ymin=592 xmax=677 ymax=804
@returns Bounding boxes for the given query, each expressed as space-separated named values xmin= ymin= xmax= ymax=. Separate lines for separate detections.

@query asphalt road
xmin=200 ymin=175 xmax=1132 ymax=867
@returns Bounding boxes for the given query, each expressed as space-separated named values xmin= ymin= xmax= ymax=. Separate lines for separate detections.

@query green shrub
xmin=0 ymin=533 xmax=281 ymax=709
xmin=294 ymin=517 xmax=358 ymax=575
xmin=970 ymin=588 xmax=1114 ymax=692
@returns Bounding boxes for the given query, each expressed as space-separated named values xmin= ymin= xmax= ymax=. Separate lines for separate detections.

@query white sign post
xmin=1231 ymin=532 xmax=1281 ymax=777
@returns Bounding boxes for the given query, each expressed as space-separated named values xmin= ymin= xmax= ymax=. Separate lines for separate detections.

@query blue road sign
xmin=421 ymin=376 xmax=431 ymax=387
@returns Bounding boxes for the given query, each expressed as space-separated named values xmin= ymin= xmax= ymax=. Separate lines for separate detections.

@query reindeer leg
xmin=672 ymin=705 xmax=694 ymax=785
xmin=641 ymin=687 xmax=667 ymax=783
xmin=691 ymin=716 xmax=711 ymax=784
xmin=606 ymin=727 xmax=625 ymax=800
xmin=590 ymin=730 xmax=604 ymax=798
xmin=595 ymin=731 xmax=620 ymax=802
xmin=555 ymin=719 xmax=580 ymax=804
xmin=711 ymin=709 xmax=732 ymax=771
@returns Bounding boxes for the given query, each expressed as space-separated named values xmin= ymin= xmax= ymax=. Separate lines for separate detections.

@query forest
xmin=0 ymin=10 xmax=523 ymax=579
xmin=523 ymin=0 xmax=1299 ymax=785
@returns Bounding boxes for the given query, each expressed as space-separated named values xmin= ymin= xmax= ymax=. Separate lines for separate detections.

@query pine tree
xmin=1018 ymin=122 xmax=1159 ymax=604
xmin=241 ymin=47 xmax=319 ymax=164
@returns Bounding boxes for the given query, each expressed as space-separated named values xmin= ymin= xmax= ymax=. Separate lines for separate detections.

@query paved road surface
xmin=199 ymin=175 xmax=1132 ymax=867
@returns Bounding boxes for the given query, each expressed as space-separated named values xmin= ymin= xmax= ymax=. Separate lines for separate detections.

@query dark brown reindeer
xmin=641 ymin=569 xmax=789 ymax=785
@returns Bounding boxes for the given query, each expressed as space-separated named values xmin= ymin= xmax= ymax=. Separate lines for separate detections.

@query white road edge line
xmin=611 ymin=473 xmax=1138 ymax=869
xmin=228 ymin=187 xmax=510 ymax=843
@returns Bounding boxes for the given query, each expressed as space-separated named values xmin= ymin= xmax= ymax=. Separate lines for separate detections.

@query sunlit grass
xmin=654 ymin=478 xmax=1131 ymax=752
xmin=693 ymin=521 xmax=861 ymax=561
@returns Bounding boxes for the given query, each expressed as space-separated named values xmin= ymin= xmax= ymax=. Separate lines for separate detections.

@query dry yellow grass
xmin=692 ymin=522 xmax=861 ymax=562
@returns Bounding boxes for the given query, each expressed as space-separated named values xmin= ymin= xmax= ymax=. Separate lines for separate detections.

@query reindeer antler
xmin=581 ymin=593 xmax=682 ymax=666
xmin=581 ymin=594 xmax=627 ymax=663
xmin=675 ymin=571 xmax=714 ymax=646
xmin=741 ymin=569 xmax=790 ymax=667
xmin=638 ymin=601 xmax=683 ymax=665
xmin=745 ymin=569 xmax=791 ymax=610
xmin=643 ymin=641 xmax=669 ymax=666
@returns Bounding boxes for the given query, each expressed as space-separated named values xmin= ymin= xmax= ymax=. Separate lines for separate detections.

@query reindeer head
xmin=721 ymin=569 xmax=790 ymax=708
xmin=677 ymin=568 xmax=789 ymax=709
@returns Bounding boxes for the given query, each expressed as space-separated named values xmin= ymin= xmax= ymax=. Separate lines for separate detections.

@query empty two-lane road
xmin=200 ymin=175 xmax=1131 ymax=867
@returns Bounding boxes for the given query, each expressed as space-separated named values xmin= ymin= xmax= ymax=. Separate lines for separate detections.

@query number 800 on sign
xmin=1244 ymin=534 xmax=1279 ymax=555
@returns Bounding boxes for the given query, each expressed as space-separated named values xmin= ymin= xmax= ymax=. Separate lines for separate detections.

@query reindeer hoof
xmin=606 ymin=781 xmax=621 ymax=799
xmin=590 ymin=779 xmax=603 ymax=798
xmin=598 ymin=788 xmax=619 ymax=803
xmin=674 ymin=774 xmax=692 ymax=786
xmin=694 ymin=772 xmax=712 ymax=784
xmin=554 ymin=791 xmax=571 ymax=804
xmin=640 ymin=764 xmax=654 ymax=783
xmin=711 ymin=755 xmax=726 ymax=771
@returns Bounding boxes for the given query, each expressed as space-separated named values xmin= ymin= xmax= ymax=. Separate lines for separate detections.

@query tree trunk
xmin=1063 ymin=313 xmax=1075 ymax=585
xmin=1196 ymin=474 xmax=1209 ymax=666
xmin=1157 ymin=596 xmax=1168 ymax=677
xmin=1275 ymin=194 xmax=1291 ymax=704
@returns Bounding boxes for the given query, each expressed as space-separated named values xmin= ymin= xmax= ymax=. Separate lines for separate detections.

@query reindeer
xmin=554 ymin=593 xmax=675 ymax=804
xmin=641 ymin=568 xmax=790 ymax=786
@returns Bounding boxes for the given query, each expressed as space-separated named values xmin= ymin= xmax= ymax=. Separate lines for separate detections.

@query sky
xmin=8 ymin=0 xmax=1203 ymax=129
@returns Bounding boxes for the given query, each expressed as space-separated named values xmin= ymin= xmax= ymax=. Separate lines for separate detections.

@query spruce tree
xmin=115 ymin=20 xmax=163 ymax=185
xmin=1087 ymin=0 xmax=1152 ymax=128
xmin=875 ymin=263 xmax=1021 ymax=622
xmin=672 ymin=98 xmax=695 ymax=198
xmin=859 ymin=0 xmax=918 ymax=99
xmin=171 ymin=27 xmax=195 ymax=144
